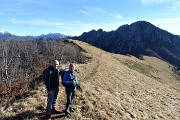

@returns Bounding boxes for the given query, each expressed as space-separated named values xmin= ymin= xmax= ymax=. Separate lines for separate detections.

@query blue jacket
xmin=62 ymin=70 xmax=78 ymax=90
xmin=45 ymin=66 xmax=60 ymax=91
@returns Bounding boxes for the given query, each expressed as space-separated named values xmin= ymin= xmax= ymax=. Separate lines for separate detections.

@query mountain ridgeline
xmin=72 ymin=21 xmax=180 ymax=67
xmin=0 ymin=32 xmax=66 ymax=40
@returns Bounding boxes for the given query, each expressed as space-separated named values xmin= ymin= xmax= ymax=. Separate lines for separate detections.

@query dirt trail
xmin=1 ymin=40 xmax=180 ymax=120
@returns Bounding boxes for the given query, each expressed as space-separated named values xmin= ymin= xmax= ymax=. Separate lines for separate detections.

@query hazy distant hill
xmin=0 ymin=31 xmax=67 ymax=40
xmin=37 ymin=33 xmax=66 ymax=39
xmin=73 ymin=21 xmax=180 ymax=67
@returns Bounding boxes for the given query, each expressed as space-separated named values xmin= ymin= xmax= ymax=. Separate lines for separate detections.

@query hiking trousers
xmin=65 ymin=88 xmax=75 ymax=113
xmin=46 ymin=87 xmax=59 ymax=115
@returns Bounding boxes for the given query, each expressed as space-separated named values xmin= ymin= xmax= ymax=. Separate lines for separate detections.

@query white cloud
xmin=79 ymin=10 xmax=90 ymax=16
xmin=58 ymin=22 xmax=127 ymax=36
xmin=169 ymin=1 xmax=180 ymax=9
xmin=79 ymin=7 xmax=106 ymax=16
xmin=141 ymin=0 xmax=176 ymax=5
xmin=8 ymin=17 xmax=180 ymax=36
xmin=14 ymin=0 xmax=52 ymax=6
xmin=41 ymin=28 xmax=57 ymax=31
xmin=80 ymin=7 xmax=123 ymax=21
xmin=112 ymin=14 xmax=123 ymax=20
xmin=56 ymin=23 xmax=101 ymax=36
xmin=1 ymin=0 xmax=52 ymax=8
xmin=9 ymin=18 xmax=64 ymax=26
xmin=128 ymin=17 xmax=180 ymax=35
xmin=66 ymin=17 xmax=180 ymax=36
xmin=150 ymin=17 xmax=180 ymax=35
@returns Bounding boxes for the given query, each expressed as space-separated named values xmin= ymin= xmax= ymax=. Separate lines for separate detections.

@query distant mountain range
xmin=72 ymin=21 xmax=180 ymax=67
xmin=1 ymin=21 xmax=180 ymax=67
xmin=0 ymin=32 xmax=67 ymax=40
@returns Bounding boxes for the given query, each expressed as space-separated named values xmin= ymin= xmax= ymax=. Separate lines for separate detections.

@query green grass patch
xmin=122 ymin=60 xmax=161 ymax=80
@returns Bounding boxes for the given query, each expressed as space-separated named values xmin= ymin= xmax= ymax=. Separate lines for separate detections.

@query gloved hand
xmin=76 ymin=84 xmax=83 ymax=92
xmin=72 ymin=80 xmax=78 ymax=86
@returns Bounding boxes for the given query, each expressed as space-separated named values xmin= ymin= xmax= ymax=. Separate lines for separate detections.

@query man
xmin=44 ymin=60 xmax=61 ymax=120
xmin=62 ymin=63 xmax=78 ymax=115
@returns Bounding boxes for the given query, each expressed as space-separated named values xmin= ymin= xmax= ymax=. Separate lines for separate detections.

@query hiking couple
xmin=44 ymin=60 xmax=78 ymax=120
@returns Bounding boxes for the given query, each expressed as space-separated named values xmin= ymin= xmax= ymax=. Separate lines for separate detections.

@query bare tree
xmin=0 ymin=38 xmax=89 ymax=105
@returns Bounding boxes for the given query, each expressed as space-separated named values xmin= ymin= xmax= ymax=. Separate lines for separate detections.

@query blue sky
xmin=0 ymin=0 xmax=179 ymax=36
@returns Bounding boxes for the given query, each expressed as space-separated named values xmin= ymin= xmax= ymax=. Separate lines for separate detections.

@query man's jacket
xmin=45 ymin=66 xmax=60 ymax=91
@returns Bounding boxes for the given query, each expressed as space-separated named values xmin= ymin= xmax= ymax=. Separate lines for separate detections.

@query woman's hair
xmin=69 ymin=63 xmax=75 ymax=69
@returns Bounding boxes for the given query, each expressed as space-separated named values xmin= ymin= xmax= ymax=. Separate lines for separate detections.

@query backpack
xmin=60 ymin=68 xmax=69 ymax=87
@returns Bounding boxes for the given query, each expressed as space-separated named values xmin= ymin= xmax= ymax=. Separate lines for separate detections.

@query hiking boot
xmin=46 ymin=114 xmax=51 ymax=120
xmin=65 ymin=110 xmax=70 ymax=116
xmin=51 ymin=109 xmax=61 ymax=114
xmin=70 ymin=108 xmax=74 ymax=112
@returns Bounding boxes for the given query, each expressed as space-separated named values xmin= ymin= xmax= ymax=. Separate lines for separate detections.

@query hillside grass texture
xmin=0 ymin=39 xmax=180 ymax=120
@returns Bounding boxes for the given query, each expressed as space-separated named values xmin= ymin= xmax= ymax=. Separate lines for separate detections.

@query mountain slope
xmin=73 ymin=21 xmax=180 ymax=67
xmin=0 ymin=39 xmax=180 ymax=120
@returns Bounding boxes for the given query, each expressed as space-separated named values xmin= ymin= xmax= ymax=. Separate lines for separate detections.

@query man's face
xmin=53 ymin=60 xmax=59 ymax=69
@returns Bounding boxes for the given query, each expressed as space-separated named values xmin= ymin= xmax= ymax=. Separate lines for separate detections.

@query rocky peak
xmin=72 ymin=21 xmax=180 ymax=67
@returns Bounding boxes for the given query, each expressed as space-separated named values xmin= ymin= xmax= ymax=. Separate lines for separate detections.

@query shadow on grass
xmin=1 ymin=110 xmax=66 ymax=120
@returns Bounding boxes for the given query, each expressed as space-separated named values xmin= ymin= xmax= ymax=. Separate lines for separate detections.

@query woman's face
xmin=69 ymin=64 xmax=75 ymax=71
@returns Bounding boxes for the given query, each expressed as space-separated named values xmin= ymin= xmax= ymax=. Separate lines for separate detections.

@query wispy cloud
xmin=1 ymin=0 xmax=54 ymax=13
xmin=26 ymin=0 xmax=55 ymax=7
xmin=57 ymin=22 xmax=127 ymax=36
xmin=141 ymin=0 xmax=176 ymax=5
xmin=79 ymin=10 xmax=90 ymax=16
xmin=1 ymin=0 xmax=52 ymax=8
xmin=169 ymin=1 xmax=180 ymax=9
xmin=9 ymin=18 xmax=64 ymax=26
xmin=79 ymin=7 xmax=106 ymax=16
xmin=0 ymin=0 xmax=54 ymax=18
xmin=112 ymin=14 xmax=123 ymax=20
xmin=41 ymin=28 xmax=58 ymax=31
xmin=79 ymin=6 xmax=123 ymax=21
xmin=11 ymin=0 xmax=52 ymax=7
xmin=1 ymin=3 xmax=23 ymax=7
xmin=64 ymin=17 xmax=180 ymax=36
xmin=0 ymin=2 xmax=23 ymax=15
xmin=8 ymin=17 xmax=180 ymax=36
xmin=150 ymin=17 xmax=180 ymax=35
xmin=150 ymin=17 xmax=180 ymax=25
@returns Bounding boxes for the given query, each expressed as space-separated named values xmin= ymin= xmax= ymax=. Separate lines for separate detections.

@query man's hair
xmin=53 ymin=60 xmax=59 ymax=65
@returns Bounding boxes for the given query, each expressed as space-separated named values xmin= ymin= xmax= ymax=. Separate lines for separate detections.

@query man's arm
xmin=45 ymin=69 xmax=51 ymax=91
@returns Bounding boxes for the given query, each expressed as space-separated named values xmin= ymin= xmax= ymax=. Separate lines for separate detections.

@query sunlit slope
xmin=74 ymin=39 xmax=180 ymax=120
xmin=1 ymin=39 xmax=179 ymax=120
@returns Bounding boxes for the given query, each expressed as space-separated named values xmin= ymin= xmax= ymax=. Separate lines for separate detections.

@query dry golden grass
xmin=0 ymin=39 xmax=180 ymax=120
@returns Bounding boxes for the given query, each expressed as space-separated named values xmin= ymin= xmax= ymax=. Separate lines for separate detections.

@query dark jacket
xmin=45 ymin=66 xmax=60 ymax=91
